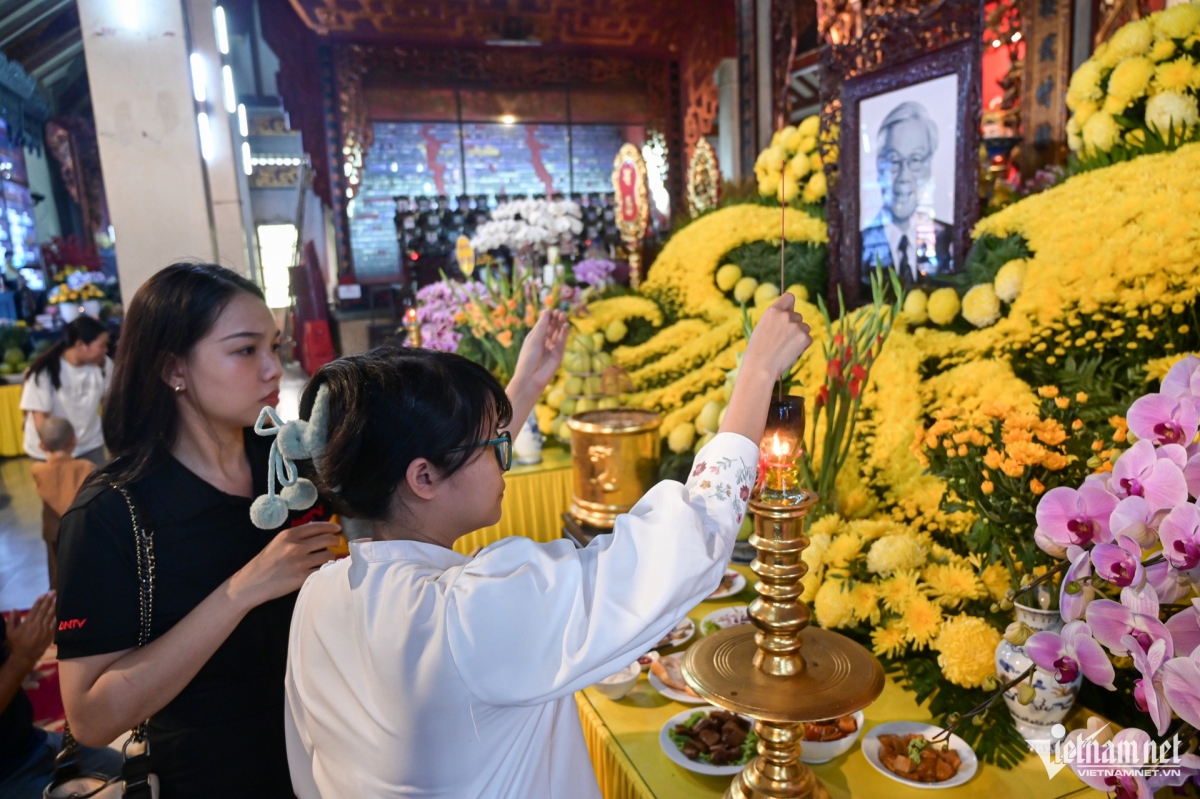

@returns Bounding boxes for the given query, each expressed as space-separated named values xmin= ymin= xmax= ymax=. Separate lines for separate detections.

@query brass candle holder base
xmin=684 ymin=490 xmax=885 ymax=799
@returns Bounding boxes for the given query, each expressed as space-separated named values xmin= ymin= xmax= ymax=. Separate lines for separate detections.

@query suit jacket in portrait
xmin=860 ymin=213 xmax=954 ymax=285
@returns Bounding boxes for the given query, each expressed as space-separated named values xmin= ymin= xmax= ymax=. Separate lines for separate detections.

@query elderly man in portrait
xmin=861 ymin=101 xmax=954 ymax=284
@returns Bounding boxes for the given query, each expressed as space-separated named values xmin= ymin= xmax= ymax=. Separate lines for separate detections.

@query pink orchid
xmin=1185 ymin=451 xmax=1200 ymax=498
xmin=1126 ymin=635 xmax=1171 ymax=735
xmin=1158 ymin=502 xmax=1200 ymax=571
xmin=1165 ymin=599 xmax=1200 ymax=658
xmin=1109 ymin=496 xmax=1166 ymax=548
xmin=1161 ymin=354 xmax=1200 ymax=411
xmin=1146 ymin=559 xmax=1196 ymax=604
xmin=1070 ymin=726 xmax=1200 ymax=797
xmin=1085 ymin=583 xmax=1173 ymax=660
xmin=1060 ymin=545 xmax=1095 ymax=623
xmin=1163 ymin=642 xmax=1200 ymax=730
xmin=1025 ymin=620 xmax=1115 ymax=689
xmin=1110 ymin=440 xmax=1189 ymax=511
xmin=1091 ymin=536 xmax=1144 ymax=589
xmin=1035 ymin=483 xmax=1118 ymax=554
xmin=1126 ymin=393 xmax=1199 ymax=447
xmin=1157 ymin=442 xmax=1189 ymax=468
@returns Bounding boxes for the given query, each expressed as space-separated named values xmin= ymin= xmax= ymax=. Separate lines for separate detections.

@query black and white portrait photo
xmin=858 ymin=73 xmax=959 ymax=285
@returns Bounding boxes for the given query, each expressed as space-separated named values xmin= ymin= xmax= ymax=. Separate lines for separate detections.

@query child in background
xmin=30 ymin=418 xmax=95 ymax=590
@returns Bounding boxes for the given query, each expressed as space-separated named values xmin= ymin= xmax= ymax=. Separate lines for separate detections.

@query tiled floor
xmin=0 ymin=365 xmax=312 ymax=613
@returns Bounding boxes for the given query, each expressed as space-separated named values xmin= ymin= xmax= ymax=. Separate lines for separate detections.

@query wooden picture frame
xmin=835 ymin=38 xmax=980 ymax=300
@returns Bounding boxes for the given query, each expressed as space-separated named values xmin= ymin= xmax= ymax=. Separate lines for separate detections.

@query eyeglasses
xmin=878 ymin=151 xmax=932 ymax=174
xmin=449 ymin=430 xmax=513 ymax=472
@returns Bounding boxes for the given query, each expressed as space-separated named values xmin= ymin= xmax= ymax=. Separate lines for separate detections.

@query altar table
xmin=576 ymin=566 xmax=1091 ymax=799
xmin=0 ymin=383 xmax=22 ymax=457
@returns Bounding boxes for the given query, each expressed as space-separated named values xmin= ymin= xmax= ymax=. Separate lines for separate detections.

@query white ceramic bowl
xmin=593 ymin=662 xmax=641 ymax=700
xmin=798 ymin=711 xmax=865 ymax=764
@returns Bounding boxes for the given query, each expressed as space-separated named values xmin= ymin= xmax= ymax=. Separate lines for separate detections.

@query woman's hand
xmin=6 ymin=591 xmax=55 ymax=666
xmin=719 ymin=294 xmax=812 ymax=444
xmin=229 ymin=522 xmax=342 ymax=610
xmin=505 ymin=310 xmax=569 ymax=434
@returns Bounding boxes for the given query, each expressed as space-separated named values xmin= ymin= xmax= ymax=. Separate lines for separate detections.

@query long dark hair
xmin=301 ymin=347 xmax=512 ymax=520
xmin=100 ymin=263 xmax=264 ymax=484
xmin=25 ymin=316 xmax=108 ymax=391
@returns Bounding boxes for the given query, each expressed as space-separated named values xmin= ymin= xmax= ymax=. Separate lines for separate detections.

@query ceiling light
xmin=214 ymin=6 xmax=230 ymax=54
xmin=500 ymin=114 xmax=516 ymax=125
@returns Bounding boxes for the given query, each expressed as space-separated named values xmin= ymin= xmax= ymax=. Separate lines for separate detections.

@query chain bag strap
xmin=44 ymin=485 xmax=160 ymax=799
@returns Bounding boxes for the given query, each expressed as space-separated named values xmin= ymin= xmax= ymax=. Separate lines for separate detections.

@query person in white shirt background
xmin=19 ymin=316 xmax=112 ymax=466
xmin=279 ymin=296 xmax=812 ymax=799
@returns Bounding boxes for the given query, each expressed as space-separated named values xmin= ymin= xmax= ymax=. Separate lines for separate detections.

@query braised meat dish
xmin=877 ymin=733 xmax=962 ymax=783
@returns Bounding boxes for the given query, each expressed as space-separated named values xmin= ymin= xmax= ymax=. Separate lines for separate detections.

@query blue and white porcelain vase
xmin=995 ymin=596 xmax=1082 ymax=740
xmin=514 ymin=411 xmax=543 ymax=466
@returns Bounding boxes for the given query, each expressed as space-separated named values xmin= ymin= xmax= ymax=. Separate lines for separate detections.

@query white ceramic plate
xmin=659 ymin=706 xmax=756 ymax=776
xmin=708 ymin=569 xmax=747 ymax=600
xmin=860 ymin=721 xmax=978 ymax=789
xmin=700 ymin=605 xmax=751 ymax=635
xmin=647 ymin=655 xmax=708 ymax=704
xmin=655 ymin=617 xmax=696 ymax=649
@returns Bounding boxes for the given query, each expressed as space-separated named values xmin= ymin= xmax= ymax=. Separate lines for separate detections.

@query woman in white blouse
xmin=282 ymin=298 xmax=812 ymax=798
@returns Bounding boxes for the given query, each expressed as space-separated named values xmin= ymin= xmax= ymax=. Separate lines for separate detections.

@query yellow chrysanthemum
xmin=1154 ymin=3 xmax=1200 ymax=41
xmin=808 ymin=514 xmax=844 ymax=539
xmin=850 ymin=583 xmax=881 ymax=625
xmin=824 ymin=532 xmax=863 ymax=568
xmin=927 ymin=288 xmax=961 ymax=325
xmin=994 ymin=259 xmax=1027 ymax=302
xmin=758 ymin=172 xmax=780 ymax=197
xmin=1082 ymin=112 xmax=1122 ymax=153
xmin=788 ymin=152 xmax=812 ymax=180
xmin=899 ymin=596 xmax=944 ymax=648
xmin=1153 ymin=56 xmax=1200 ymax=93
xmin=924 ymin=562 xmax=987 ymax=607
xmin=814 ymin=579 xmax=857 ymax=629
xmin=1104 ymin=19 xmax=1153 ymax=67
xmin=1150 ymin=38 xmax=1178 ymax=62
xmin=1066 ymin=60 xmax=1105 ymax=110
xmin=778 ymin=174 xmax=802 ymax=203
xmin=781 ymin=127 xmax=804 ymax=153
xmin=1146 ymin=91 xmax=1200 ymax=136
xmin=803 ymin=170 xmax=828 ymax=203
xmin=878 ymin=570 xmax=925 ymax=612
xmin=866 ymin=534 xmax=928 ymax=575
xmin=871 ymin=622 xmax=909 ymax=659
xmin=962 ymin=283 xmax=1002 ymax=328
xmin=933 ymin=616 xmax=1003 ymax=689
xmin=1107 ymin=57 xmax=1156 ymax=101
xmin=980 ymin=563 xmax=1013 ymax=601
xmin=902 ymin=289 xmax=929 ymax=324
xmin=805 ymin=531 xmax=833 ymax=565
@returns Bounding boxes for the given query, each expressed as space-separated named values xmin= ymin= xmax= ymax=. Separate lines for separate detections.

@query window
xmin=256 ymin=223 xmax=297 ymax=309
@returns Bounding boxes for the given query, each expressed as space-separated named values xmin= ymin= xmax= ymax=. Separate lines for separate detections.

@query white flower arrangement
xmin=470 ymin=199 xmax=584 ymax=254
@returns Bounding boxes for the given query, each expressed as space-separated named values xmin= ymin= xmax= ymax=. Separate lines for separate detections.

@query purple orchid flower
xmin=1072 ymin=726 xmax=1200 ymax=798
xmin=1162 ymin=354 xmax=1200 ymax=411
xmin=1146 ymin=559 xmax=1197 ymax=604
xmin=1127 ymin=393 xmax=1199 ymax=447
xmin=1163 ymin=642 xmax=1200 ymax=730
xmin=1185 ymin=451 xmax=1200 ymax=499
xmin=1035 ymin=483 xmax=1118 ymax=555
xmin=1126 ymin=635 xmax=1171 ymax=735
xmin=1158 ymin=503 xmax=1200 ymax=571
xmin=1110 ymin=440 xmax=1189 ymax=511
xmin=1061 ymin=545 xmax=1095 ymax=623
xmin=1109 ymin=496 xmax=1166 ymax=548
xmin=1091 ymin=536 xmax=1144 ymax=589
xmin=1025 ymin=620 xmax=1116 ymax=689
xmin=1086 ymin=583 xmax=1173 ymax=660
xmin=1166 ymin=600 xmax=1200 ymax=660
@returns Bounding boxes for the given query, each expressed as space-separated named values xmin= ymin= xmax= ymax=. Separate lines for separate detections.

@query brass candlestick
xmin=683 ymin=489 xmax=885 ymax=799
xmin=404 ymin=307 xmax=421 ymax=348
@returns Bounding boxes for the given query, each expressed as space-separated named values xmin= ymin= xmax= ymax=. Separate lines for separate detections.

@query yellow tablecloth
xmin=0 ymin=383 xmax=23 ymax=457
xmin=576 ymin=565 xmax=1091 ymax=799
xmin=452 ymin=445 xmax=573 ymax=555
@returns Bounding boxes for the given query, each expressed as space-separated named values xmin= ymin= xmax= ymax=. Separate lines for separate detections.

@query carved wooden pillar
xmin=737 ymin=0 xmax=761 ymax=179
xmin=1020 ymin=0 xmax=1075 ymax=174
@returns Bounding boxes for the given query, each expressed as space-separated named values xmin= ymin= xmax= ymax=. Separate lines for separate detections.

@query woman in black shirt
xmin=54 ymin=264 xmax=341 ymax=798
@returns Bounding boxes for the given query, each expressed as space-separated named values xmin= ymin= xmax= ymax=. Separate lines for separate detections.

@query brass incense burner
xmin=683 ymin=489 xmax=885 ymax=799
xmin=566 ymin=409 xmax=662 ymax=528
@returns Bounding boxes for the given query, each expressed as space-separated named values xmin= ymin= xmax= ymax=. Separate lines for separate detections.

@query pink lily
xmin=1090 ymin=536 xmax=1144 ymax=589
xmin=1085 ymin=583 xmax=1173 ymax=660
xmin=1025 ymin=620 xmax=1115 ymax=689
xmin=1158 ymin=502 xmax=1200 ymax=571
xmin=1126 ymin=393 xmax=1199 ymax=448
xmin=1060 ymin=545 xmax=1095 ymax=623
xmin=1109 ymin=495 xmax=1166 ymax=548
xmin=1126 ymin=635 xmax=1171 ymax=735
xmin=1110 ymin=440 xmax=1189 ymax=511
xmin=1166 ymin=600 xmax=1200 ymax=660
xmin=1163 ymin=642 xmax=1200 ymax=730
xmin=1161 ymin=354 xmax=1200 ymax=412
xmin=1034 ymin=483 xmax=1118 ymax=554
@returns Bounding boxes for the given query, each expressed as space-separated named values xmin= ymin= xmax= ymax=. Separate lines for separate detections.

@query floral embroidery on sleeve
xmin=688 ymin=450 xmax=757 ymax=524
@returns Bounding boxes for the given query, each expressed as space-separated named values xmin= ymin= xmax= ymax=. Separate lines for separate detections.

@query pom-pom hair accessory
xmin=249 ymin=385 xmax=330 ymax=529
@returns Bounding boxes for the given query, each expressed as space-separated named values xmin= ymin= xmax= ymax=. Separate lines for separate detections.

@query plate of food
xmin=660 ymin=706 xmax=759 ymax=775
xmin=655 ymin=617 xmax=695 ymax=649
xmin=708 ymin=569 xmax=747 ymax=599
xmin=861 ymin=722 xmax=977 ymax=788
xmin=700 ymin=605 xmax=751 ymax=635
xmin=799 ymin=711 xmax=864 ymax=764
xmin=646 ymin=653 xmax=707 ymax=704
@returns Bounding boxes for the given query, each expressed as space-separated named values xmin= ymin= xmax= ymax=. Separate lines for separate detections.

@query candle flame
xmin=771 ymin=433 xmax=789 ymax=459
xmin=405 ymin=307 xmax=417 ymax=323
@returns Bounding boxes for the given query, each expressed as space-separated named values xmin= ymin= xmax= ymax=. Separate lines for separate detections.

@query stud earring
xmin=174 ymin=384 xmax=185 ymax=393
